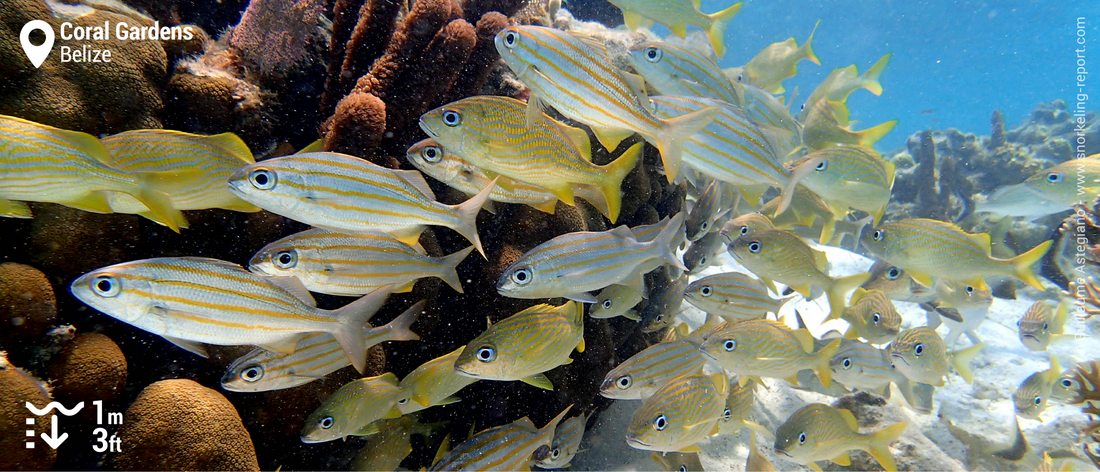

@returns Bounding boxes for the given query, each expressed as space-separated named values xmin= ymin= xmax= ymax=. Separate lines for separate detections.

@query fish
xmin=976 ymin=155 xmax=1100 ymax=219
xmin=221 ymin=301 xmax=423 ymax=392
xmin=453 ymin=302 xmax=585 ymax=390
xmin=757 ymin=184 xmax=856 ymax=245
xmin=600 ymin=339 xmax=708 ymax=400
xmin=828 ymin=338 xmax=935 ymax=412
xmin=418 ymin=96 xmax=640 ymax=222
xmin=746 ymin=433 xmax=777 ymax=472
xmin=248 ymin=228 xmax=473 ymax=296
xmin=70 ymin=257 xmax=393 ymax=373
xmin=349 ymin=416 xmax=433 ymax=472
xmin=0 ymin=114 xmax=185 ymax=230
xmin=800 ymin=98 xmax=896 ymax=151
xmin=589 ymin=284 xmax=644 ymax=320
xmin=727 ymin=229 xmax=869 ymax=317
xmin=729 ymin=21 xmax=820 ymax=94
xmin=861 ymin=218 xmax=1053 ymax=290
xmin=929 ymin=281 xmax=993 ymax=348
xmin=625 ymin=372 xmax=728 ymax=453
xmin=683 ymin=271 xmax=792 ymax=322
xmin=100 ymin=129 xmax=260 ymax=213
xmin=397 ymin=345 xmax=479 ymax=414
xmin=773 ymin=403 xmax=907 ymax=472
xmin=717 ymin=377 xmax=765 ymax=437
xmin=406 ymin=138 xmax=613 ymax=218
xmin=631 ymin=215 xmax=686 ymax=244
xmin=836 ymin=288 xmax=901 ymax=344
xmin=495 ymin=25 xmax=717 ymax=182
xmin=1017 ymin=300 xmax=1068 ymax=351
xmin=300 ymin=372 xmax=405 ymax=443
xmin=686 ymin=179 xmax=732 ymax=241
xmin=226 ymin=151 xmax=493 ymax=256
xmin=786 ymin=144 xmax=896 ymax=225
xmin=698 ymin=319 xmax=841 ymax=387
xmin=887 ymin=327 xmax=983 ymax=386
xmin=1013 ymin=357 xmax=1063 ymax=420
xmin=651 ymin=451 xmax=705 ymax=471
xmin=606 ymin=0 xmax=742 ymax=56
xmin=860 ymin=262 xmax=936 ymax=304
xmin=798 ymin=54 xmax=891 ymax=122
xmin=430 ymin=405 xmax=573 ymax=471
xmin=497 ymin=212 xmax=686 ymax=302
xmin=535 ymin=412 xmax=589 ymax=469
xmin=628 ymin=41 xmax=738 ymax=104
xmin=640 ymin=272 xmax=690 ymax=333
xmin=1051 ymin=360 xmax=1100 ymax=405
xmin=684 ymin=230 xmax=725 ymax=274
xmin=720 ymin=212 xmax=778 ymax=243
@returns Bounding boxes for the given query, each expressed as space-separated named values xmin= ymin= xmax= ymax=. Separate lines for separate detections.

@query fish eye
xmin=319 ymin=416 xmax=334 ymax=429
xmin=679 ymin=466 xmax=688 ymax=472
xmin=748 ymin=241 xmax=762 ymax=253
xmin=739 ymin=225 xmax=749 ymax=235
xmin=248 ymin=168 xmax=277 ymax=190
xmin=1062 ymin=379 xmax=1074 ymax=388
xmin=397 ymin=397 xmax=409 ymax=405
xmin=700 ymin=286 xmax=713 ymax=297
xmin=442 ymin=110 xmax=462 ymax=127
xmin=644 ymin=46 xmax=663 ymax=62
xmin=798 ymin=432 xmax=807 ymax=444
xmin=1033 ymin=396 xmax=1042 ymax=405
xmin=617 ymin=375 xmax=632 ymax=389
xmin=815 ymin=160 xmax=828 ymax=171
xmin=274 ymin=250 xmax=298 ymax=269
xmin=503 ymin=31 xmax=518 ymax=47
xmin=1042 ymin=322 xmax=1049 ymax=331
xmin=551 ymin=448 xmax=560 ymax=459
xmin=476 ymin=346 xmax=497 ymax=362
xmin=799 ymin=103 xmax=806 ymax=111
xmin=653 ymin=414 xmax=668 ymax=431
xmin=872 ymin=229 xmax=885 ymax=241
xmin=872 ymin=313 xmax=882 ymax=324
xmin=842 ymin=357 xmax=852 ymax=369
xmin=722 ymin=408 xmax=732 ymax=421
xmin=737 ymin=74 xmax=743 ymax=82
xmin=701 ymin=221 xmax=709 ymax=231
xmin=1016 ymin=320 xmax=1022 ymax=327
xmin=91 ymin=275 xmax=120 ymax=297
xmin=723 ymin=339 xmax=737 ymax=351
xmin=914 ymin=343 xmax=925 ymax=356
xmin=421 ymin=145 xmax=443 ymax=163
xmin=241 ymin=365 xmax=264 ymax=382
xmin=965 ymin=286 xmax=975 ymax=294
xmin=886 ymin=267 xmax=901 ymax=279
xmin=602 ymin=299 xmax=613 ymax=309
xmin=655 ymin=314 xmax=664 ymax=322
xmin=1047 ymin=172 xmax=1064 ymax=183
xmin=699 ymin=256 xmax=707 ymax=265
xmin=511 ymin=268 xmax=532 ymax=285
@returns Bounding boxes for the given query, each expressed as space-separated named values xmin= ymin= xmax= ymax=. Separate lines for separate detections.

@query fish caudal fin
xmin=380 ymin=300 xmax=423 ymax=342
xmin=1009 ymin=240 xmax=1052 ymax=290
xmin=827 ymin=272 xmax=871 ymax=320
xmin=438 ymin=246 xmax=475 ymax=293
xmin=705 ymin=2 xmax=742 ymax=57
xmin=951 ymin=342 xmax=984 ymax=384
xmin=599 ymin=142 xmax=643 ymax=223
xmin=654 ymin=107 xmax=718 ymax=183
xmin=865 ymin=421 xmax=906 ymax=472
xmin=856 ymin=120 xmax=897 ymax=147
xmin=815 ymin=338 xmax=842 ymax=387
xmin=863 ymin=53 xmax=891 ymax=96
xmin=452 ymin=178 xmax=497 ymax=258
xmin=331 ymin=285 xmax=395 ymax=373
xmin=655 ymin=212 xmax=688 ymax=272
xmin=802 ymin=20 xmax=822 ymax=65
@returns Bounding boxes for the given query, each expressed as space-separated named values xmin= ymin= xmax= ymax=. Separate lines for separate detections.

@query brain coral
xmin=0 ymin=354 xmax=57 ymax=470
xmin=0 ymin=262 xmax=57 ymax=347
xmin=48 ymin=333 xmax=127 ymax=403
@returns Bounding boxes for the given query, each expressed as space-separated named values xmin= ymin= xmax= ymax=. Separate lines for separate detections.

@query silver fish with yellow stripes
xmin=628 ymin=41 xmax=738 ymax=104
xmin=829 ymin=338 xmax=935 ymax=413
xmin=787 ymin=144 xmax=895 ymax=225
xmin=861 ymin=218 xmax=1052 ymax=290
xmin=977 ymin=155 xmax=1100 ymax=219
xmin=726 ymin=21 xmax=820 ymax=94
xmin=699 ymin=318 xmax=841 ymax=387
xmin=800 ymin=97 xmax=896 ymax=151
xmin=221 ymin=301 xmax=423 ymax=392
xmin=454 ymin=302 xmax=584 ymax=390
xmin=406 ymin=138 xmax=612 ymax=218
xmin=589 ymin=284 xmax=643 ymax=320
xmin=419 ymin=96 xmax=639 ymax=222
xmin=1014 ymin=357 xmax=1062 ymax=420
xmin=396 ymin=345 xmax=479 ymax=414
xmin=495 ymin=25 xmax=717 ymax=182
xmin=535 ymin=412 xmax=589 ymax=469
xmin=300 ymin=373 xmax=404 ymax=443
xmin=498 ymin=212 xmax=686 ymax=302
xmin=798 ymin=54 xmax=891 ymax=122
xmin=684 ymin=271 xmax=792 ymax=322
xmin=101 ymin=129 xmax=260 ymax=214
xmin=227 ymin=151 xmax=493 ymax=256
xmin=249 ymin=228 xmax=473 ymax=296
xmin=626 ymin=372 xmax=728 ymax=453
xmin=0 ymin=114 xmax=185 ymax=230
xmin=600 ymin=338 xmax=708 ymax=400
xmin=834 ymin=288 xmax=901 ymax=344
xmin=607 ymin=0 xmax=742 ymax=56
xmin=684 ymin=230 xmax=725 ymax=274
xmin=887 ymin=327 xmax=983 ymax=386
xmin=774 ymin=403 xmax=906 ymax=472
xmin=1018 ymin=300 xmax=1069 ymax=351
xmin=721 ymin=212 xmax=778 ymax=241
xmin=70 ymin=257 xmax=392 ymax=373
xmin=430 ymin=405 xmax=573 ymax=472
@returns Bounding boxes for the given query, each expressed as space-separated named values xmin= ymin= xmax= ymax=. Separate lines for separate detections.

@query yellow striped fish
xmin=590 ymin=284 xmax=643 ymax=320
xmin=495 ymin=26 xmax=717 ymax=182
xmin=249 ymin=228 xmax=473 ymax=296
xmin=717 ymin=377 xmax=764 ymax=437
xmin=600 ymin=339 xmax=708 ymax=400
xmin=801 ymin=98 xmax=896 ymax=150
xmin=607 ymin=0 xmax=742 ymax=56
xmin=773 ymin=403 xmax=906 ymax=472
xmin=728 ymin=21 xmax=820 ymax=94
xmin=396 ymin=345 xmax=479 ymax=414
xmin=349 ymin=416 xmax=432 ymax=472
xmin=70 ymin=257 xmax=393 ymax=373
xmin=430 ymin=405 xmax=573 ymax=471
xmin=419 ymin=96 xmax=640 ymax=222
xmin=0 ymin=114 xmax=185 ymax=230
xmin=497 ymin=212 xmax=686 ymax=302
xmin=453 ymin=302 xmax=585 ymax=390
xmin=798 ymin=54 xmax=891 ymax=122
xmin=887 ymin=327 xmax=983 ymax=386
xmin=625 ymin=372 xmax=727 ymax=453
xmin=699 ymin=319 xmax=841 ymax=387
xmin=728 ymin=229 xmax=869 ymax=317
xmin=836 ymin=288 xmax=901 ymax=344
xmin=1018 ymin=300 xmax=1068 ymax=351
xmin=220 ymin=301 xmax=423 ymax=392
xmin=830 ymin=339 xmax=906 ymax=396
xmin=101 ymin=129 xmax=260 ymax=213
xmin=977 ymin=155 xmax=1100 ymax=219
xmin=1013 ymin=357 xmax=1062 ymax=420
xmin=406 ymin=138 xmax=612 ymax=218
xmin=720 ymin=212 xmax=778 ymax=242
xmin=787 ymin=144 xmax=896 ymax=224
xmin=535 ymin=412 xmax=589 ymax=469
xmin=684 ymin=271 xmax=792 ymax=322
xmin=861 ymin=218 xmax=1052 ymax=290
xmin=684 ymin=230 xmax=725 ymax=274
xmin=628 ymin=41 xmax=738 ymax=104
xmin=226 ymin=151 xmax=493 ymax=256
xmin=300 ymin=372 xmax=404 ymax=443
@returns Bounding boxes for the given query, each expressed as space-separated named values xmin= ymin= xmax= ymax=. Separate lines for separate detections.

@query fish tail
xmin=802 ymin=20 xmax=822 ymax=65
xmin=438 ymin=246 xmax=475 ymax=293
xmin=380 ymin=300 xmax=424 ymax=342
xmin=856 ymin=120 xmax=897 ymax=147
xmin=598 ymin=142 xmax=643 ymax=223
xmin=815 ymin=338 xmax=842 ymax=387
xmin=654 ymin=107 xmax=719 ymax=182
xmin=331 ymin=285 xmax=395 ymax=374
xmin=452 ymin=178 xmax=497 ymax=258
xmin=862 ymin=53 xmax=891 ymax=96
xmin=133 ymin=175 xmax=189 ymax=232
xmin=705 ymin=2 xmax=742 ymax=57
xmin=950 ymin=342 xmax=984 ymax=384
xmin=827 ymin=272 xmax=871 ymax=320
xmin=1009 ymin=239 xmax=1052 ymax=290
xmin=865 ymin=421 xmax=906 ymax=472
xmin=655 ymin=212 xmax=688 ymax=272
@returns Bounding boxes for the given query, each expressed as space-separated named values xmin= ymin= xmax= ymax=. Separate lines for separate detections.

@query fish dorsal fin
xmin=297 ymin=138 xmax=325 ymax=154
xmin=377 ymin=372 xmax=400 ymax=385
xmin=393 ymin=169 xmax=436 ymax=200
xmin=514 ymin=416 xmax=538 ymax=433
xmin=205 ymin=132 xmax=255 ymax=163
xmin=572 ymin=32 xmax=610 ymax=56
xmin=179 ymin=256 xmax=249 ymax=272
xmin=609 ymin=225 xmax=635 ymax=239
xmin=56 ymin=127 xmax=114 ymax=164
xmin=968 ymin=231 xmax=993 ymax=252
xmin=546 ymin=117 xmax=593 ymax=161
xmin=264 ymin=275 xmax=318 ymax=306
xmin=792 ymin=328 xmax=815 ymax=353
xmin=354 ymin=422 xmax=382 ymax=436
xmin=837 ymin=408 xmax=859 ymax=430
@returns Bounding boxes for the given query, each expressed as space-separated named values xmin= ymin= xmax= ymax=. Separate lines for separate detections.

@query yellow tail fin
xmin=598 ymin=142 xmax=643 ymax=223
xmin=865 ymin=421 xmax=907 ymax=472
xmin=827 ymin=272 xmax=871 ymax=320
xmin=705 ymin=2 xmax=743 ymax=57
xmin=856 ymin=120 xmax=897 ymax=146
xmin=814 ymin=338 xmax=842 ymax=387
xmin=1009 ymin=240 xmax=1052 ymax=290
xmin=951 ymin=342 xmax=984 ymax=384
xmin=862 ymin=53 xmax=892 ymax=96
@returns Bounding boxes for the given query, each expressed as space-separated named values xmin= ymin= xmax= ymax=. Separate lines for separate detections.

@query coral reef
xmin=0 ymin=353 xmax=57 ymax=470
xmin=227 ymin=0 xmax=326 ymax=78
xmin=47 ymin=333 xmax=128 ymax=404
xmin=112 ymin=379 xmax=260 ymax=471
xmin=0 ymin=262 xmax=57 ymax=349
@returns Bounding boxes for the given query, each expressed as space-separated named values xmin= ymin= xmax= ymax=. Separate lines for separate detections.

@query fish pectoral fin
xmin=262 ymin=275 xmax=318 ymax=306
xmin=526 ymin=94 xmax=547 ymax=127
xmin=620 ymin=10 xmax=654 ymax=30
xmin=162 ymin=336 xmax=209 ymax=358
xmin=623 ymin=309 xmax=641 ymax=321
xmin=436 ymin=395 xmax=462 ymax=406
xmin=908 ymin=271 xmax=934 ymax=288
xmin=412 ymin=394 xmax=433 ymax=408
xmin=832 ymin=452 xmax=852 ymax=466
xmin=520 ymin=373 xmax=555 ymax=391
xmin=678 ymin=445 xmax=702 ymax=453
xmin=68 ymin=191 xmax=115 ymax=213
xmin=0 ymin=199 xmax=32 ymax=218
xmin=565 ymin=292 xmax=598 ymax=304
xmin=259 ymin=336 xmax=303 ymax=355
xmin=353 ymin=422 xmax=382 ymax=437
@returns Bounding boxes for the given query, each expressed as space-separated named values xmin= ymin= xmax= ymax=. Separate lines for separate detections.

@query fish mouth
xmin=890 ymin=353 xmax=910 ymax=367
xmin=453 ymin=364 xmax=479 ymax=378
xmin=624 ymin=436 xmax=650 ymax=449
xmin=699 ymin=347 xmax=719 ymax=361
xmin=419 ymin=118 xmax=439 ymax=138
xmin=775 ymin=448 xmax=792 ymax=458
xmin=1021 ymin=334 xmax=1041 ymax=343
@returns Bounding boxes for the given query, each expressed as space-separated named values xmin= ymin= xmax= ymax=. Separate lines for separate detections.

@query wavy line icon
xmin=25 ymin=401 xmax=84 ymax=416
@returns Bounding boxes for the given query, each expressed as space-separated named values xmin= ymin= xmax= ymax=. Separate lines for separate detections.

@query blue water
xmin=689 ymin=0 xmax=1097 ymax=152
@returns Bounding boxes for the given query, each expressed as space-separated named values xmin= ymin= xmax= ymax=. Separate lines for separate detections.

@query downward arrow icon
xmin=40 ymin=415 xmax=67 ymax=449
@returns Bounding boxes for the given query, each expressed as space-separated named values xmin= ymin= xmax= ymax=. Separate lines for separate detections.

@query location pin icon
xmin=20 ymin=20 xmax=54 ymax=69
